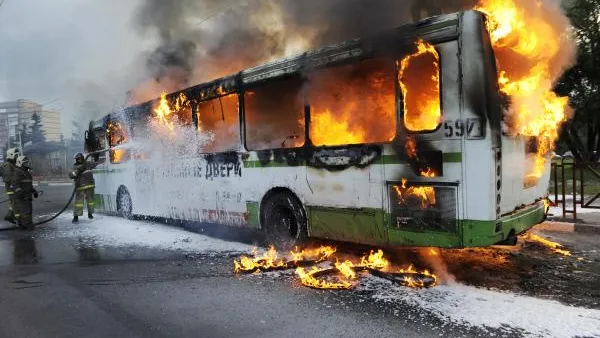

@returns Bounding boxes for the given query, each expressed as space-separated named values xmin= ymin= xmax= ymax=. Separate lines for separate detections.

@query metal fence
xmin=550 ymin=159 xmax=600 ymax=219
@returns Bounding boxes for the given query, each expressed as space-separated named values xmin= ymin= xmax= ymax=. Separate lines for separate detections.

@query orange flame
xmin=393 ymin=179 xmax=436 ymax=209
xmin=153 ymin=92 xmax=192 ymax=132
xmin=360 ymin=249 xmax=390 ymax=270
xmin=398 ymin=39 xmax=441 ymax=131
xmin=295 ymin=267 xmax=353 ymax=289
xmin=522 ymin=233 xmax=571 ymax=256
xmin=334 ymin=260 xmax=357 ymax=280
xmin=289 ymin=246 xmax=336 ymax=262
xmin=236 ymin=246 xmax=436 ymax=289
xmin=398 ymin=264 xmax=439 ymax=288
xmin=233 ymin=246 xmax=287 ymax=273
xmin=475 ymin=0 xmax=574 ymax=180
xmin=308 ymin=59 xmax=396 ymax=146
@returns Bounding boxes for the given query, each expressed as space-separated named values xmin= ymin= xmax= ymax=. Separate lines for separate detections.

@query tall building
xmin=41 ymin=110 xmax=62 ymax=142
xmin=0 ymin=99 xmax=63 ymax=149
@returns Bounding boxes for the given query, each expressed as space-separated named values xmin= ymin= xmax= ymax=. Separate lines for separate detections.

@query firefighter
xmin=2 ymin=148 xmax=21 ymax=223
xmin=13 ymin=155 xmax=38 ymax=230
xmin=69 ymin=153 xmax=95 ymax=223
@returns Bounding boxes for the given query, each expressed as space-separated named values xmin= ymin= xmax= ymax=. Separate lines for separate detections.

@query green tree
xmin=17 ymin=123 xmax=31 ymax=145
xmin=30 ymin=112 xmax=46 ymax=144
xmin=556 ymin=0 xmax=600 ymax=162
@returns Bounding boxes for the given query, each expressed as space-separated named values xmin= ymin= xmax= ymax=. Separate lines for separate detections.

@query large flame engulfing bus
xmin=84 ymin=6 xmax=570 ymax=249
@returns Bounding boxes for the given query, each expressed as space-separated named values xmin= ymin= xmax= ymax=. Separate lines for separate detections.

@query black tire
xmin=117 ymin=187 xmax=133 ymax=219
xmin=262 ymin=192 xmax=308 ymax=249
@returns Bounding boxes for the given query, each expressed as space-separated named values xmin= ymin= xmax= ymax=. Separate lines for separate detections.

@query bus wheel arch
xmin=260 ymin=188 xmax=308 ymax=247
xmin=116 ymin=185 xmax=133 ymax=219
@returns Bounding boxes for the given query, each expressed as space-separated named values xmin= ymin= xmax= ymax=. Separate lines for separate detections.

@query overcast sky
xmin=0 ymin=0 xmax=156 ymax=137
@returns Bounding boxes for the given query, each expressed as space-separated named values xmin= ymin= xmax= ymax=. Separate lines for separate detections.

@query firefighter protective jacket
xmin=70 ymin=161 xmax=95 ymax=189
xmin=13 ymin=167 xmax=34 ymax=200
xmin=2 ymin=161 xmax=16 ymax=191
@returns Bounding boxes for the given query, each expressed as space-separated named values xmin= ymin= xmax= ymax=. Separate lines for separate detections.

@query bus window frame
xmin=398 ymin=44 xmax=445 ymax=135
xmin=106 ymin=118 xmax=130 ymax=164
xmin=242 ymin=75 xmax=307 ymax=152
xmin=304 ymin=57 xmax=399 ymax=149
xmin=194 ymin=93 xmax=243 ymax=153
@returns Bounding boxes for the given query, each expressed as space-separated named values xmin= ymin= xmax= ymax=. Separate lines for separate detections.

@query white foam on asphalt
xmin=39 ymin=214 xmax=253 ymax=254
xmin=362 ymin=276 xmax=600 ymax=338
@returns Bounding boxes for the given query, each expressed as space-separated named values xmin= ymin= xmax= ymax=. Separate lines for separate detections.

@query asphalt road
xmin=0 ymin=185 xmax=510 ymax=338
xmin=3 ymin=185 xmax=595 ymax=337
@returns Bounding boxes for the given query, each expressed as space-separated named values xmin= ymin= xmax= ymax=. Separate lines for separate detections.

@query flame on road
xmin=522 ymin=233 xmax=572 ymax=256
xmin=234 ymin=246 xmax=437 ymax=290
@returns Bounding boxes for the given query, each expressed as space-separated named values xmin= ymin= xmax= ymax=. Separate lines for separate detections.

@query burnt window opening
xmin=399 ymin=42 xmax=443 ymax=133
xmin=244 ymin=77 xmax=305 ymax=150
xmin=389 ymin=182 xmax=457 ymax=233
xmin=107 ymin=120 xmax=129 ymax=148
xmin=87 ymin=129 xmax=107 ymax=164
xmin=196 ymin=94 xmax=241 ymax=153
xmin=306 ymin=58 xmax=396 ymax=147
xmin=110 ymin=148 xmax=130 ymax=164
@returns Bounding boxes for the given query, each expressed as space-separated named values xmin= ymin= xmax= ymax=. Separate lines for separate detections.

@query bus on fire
xmin=83 ymin=10 xmax=548 ymax=248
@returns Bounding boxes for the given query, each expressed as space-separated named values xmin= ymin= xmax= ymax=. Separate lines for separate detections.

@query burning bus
xmin=84 ymin=9 xmax=555 ymax=248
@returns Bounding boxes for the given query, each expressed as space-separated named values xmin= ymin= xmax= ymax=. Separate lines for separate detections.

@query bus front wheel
xmin=117 ymin=187 xmax=133 ymax=219
xmin=262 ymin=192 xmax=307 ymax=248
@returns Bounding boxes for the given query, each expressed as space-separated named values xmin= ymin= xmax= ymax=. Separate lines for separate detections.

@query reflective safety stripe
xmin=82 ymin=170 xmax=93 ymax=174
xmin=14 ymin=214 xmax=20 ymax=217
xmin=14 ymin=188 xmax=22 ymax=192
xmin=6 ymin=192 xmax=14 ymax=195
xmin=77 ymin=185 xmax=95 ymax=191
xmin=75 ymin=203 xmax=84 ymax=207
xmin=88 ymin=202 xmax=95 ymax=206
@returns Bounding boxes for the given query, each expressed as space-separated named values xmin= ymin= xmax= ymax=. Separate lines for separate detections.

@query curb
xmin=535 ymin=220 xmax=600 ymax=234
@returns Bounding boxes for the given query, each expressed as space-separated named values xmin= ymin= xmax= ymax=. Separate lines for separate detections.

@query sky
xmin=0 ymin=0 xmax=155 ymax=137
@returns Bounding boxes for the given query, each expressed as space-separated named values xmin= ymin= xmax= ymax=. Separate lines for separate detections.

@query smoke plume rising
xmin=128 ymin=0 xmax=479 ymax=105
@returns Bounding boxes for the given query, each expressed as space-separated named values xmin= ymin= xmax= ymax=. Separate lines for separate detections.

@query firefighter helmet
xmin=6 ymin=148 xmax=20 ymax=161
xmin=16 ymin=155 xmax=30 ymax=168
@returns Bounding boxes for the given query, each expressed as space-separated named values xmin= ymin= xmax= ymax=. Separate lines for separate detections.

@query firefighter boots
xmin=72 ymin=216 xmax=79 ymax=223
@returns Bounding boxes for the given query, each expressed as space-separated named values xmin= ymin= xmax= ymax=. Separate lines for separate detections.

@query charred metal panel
xmin=388 ymin=182 xmax=457 ymax=232
xmin=307 ymin=145 xmax=382 ymax=171
xmin=241 ymin=12 xmax=460 ymax=86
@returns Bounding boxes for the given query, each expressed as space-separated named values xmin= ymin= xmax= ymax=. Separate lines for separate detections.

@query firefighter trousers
xmin=4 ymin=191 xmax=17 ymax=222
xmin=15 ymin=198 xmax=33 ymax=229
xmin=74 ymin=187 xmax=94 ymax=217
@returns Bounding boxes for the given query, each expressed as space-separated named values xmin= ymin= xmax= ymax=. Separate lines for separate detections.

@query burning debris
xmin=521 ymin=232 xmax=572 ymax=257
xmin=233 ymin=247 xmax=438 ymax=290
xmin=475 ymin=0 xmax=576 ymax=182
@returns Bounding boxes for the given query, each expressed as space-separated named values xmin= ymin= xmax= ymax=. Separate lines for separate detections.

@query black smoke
xmin=131 ymin=0 xmax=478 ymax=101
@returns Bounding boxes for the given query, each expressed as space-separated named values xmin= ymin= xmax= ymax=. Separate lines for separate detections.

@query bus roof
xmin=97 ymin=10 xmax=469 ymax=126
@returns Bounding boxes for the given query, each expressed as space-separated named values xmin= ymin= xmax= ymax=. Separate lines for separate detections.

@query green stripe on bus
xmin=461 ymin=201 xmax=545 ymax=247
xmin=307 ymin=206 xmax=388 ymax=246
xmin=243 ymin=152 xmax=462 ymax=168
xmin=246 ymin=201 xmax=260 ymax=228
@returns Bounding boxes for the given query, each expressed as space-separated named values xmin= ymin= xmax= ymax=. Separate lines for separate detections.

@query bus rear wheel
xmin=117 ymin=187 xmax=133 ymax=219
xmin=262 ymin=192 xmax=307 ymax=249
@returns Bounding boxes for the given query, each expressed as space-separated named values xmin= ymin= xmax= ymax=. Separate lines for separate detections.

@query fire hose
xmin=1 ymin=150 xmax=108 ymax=228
